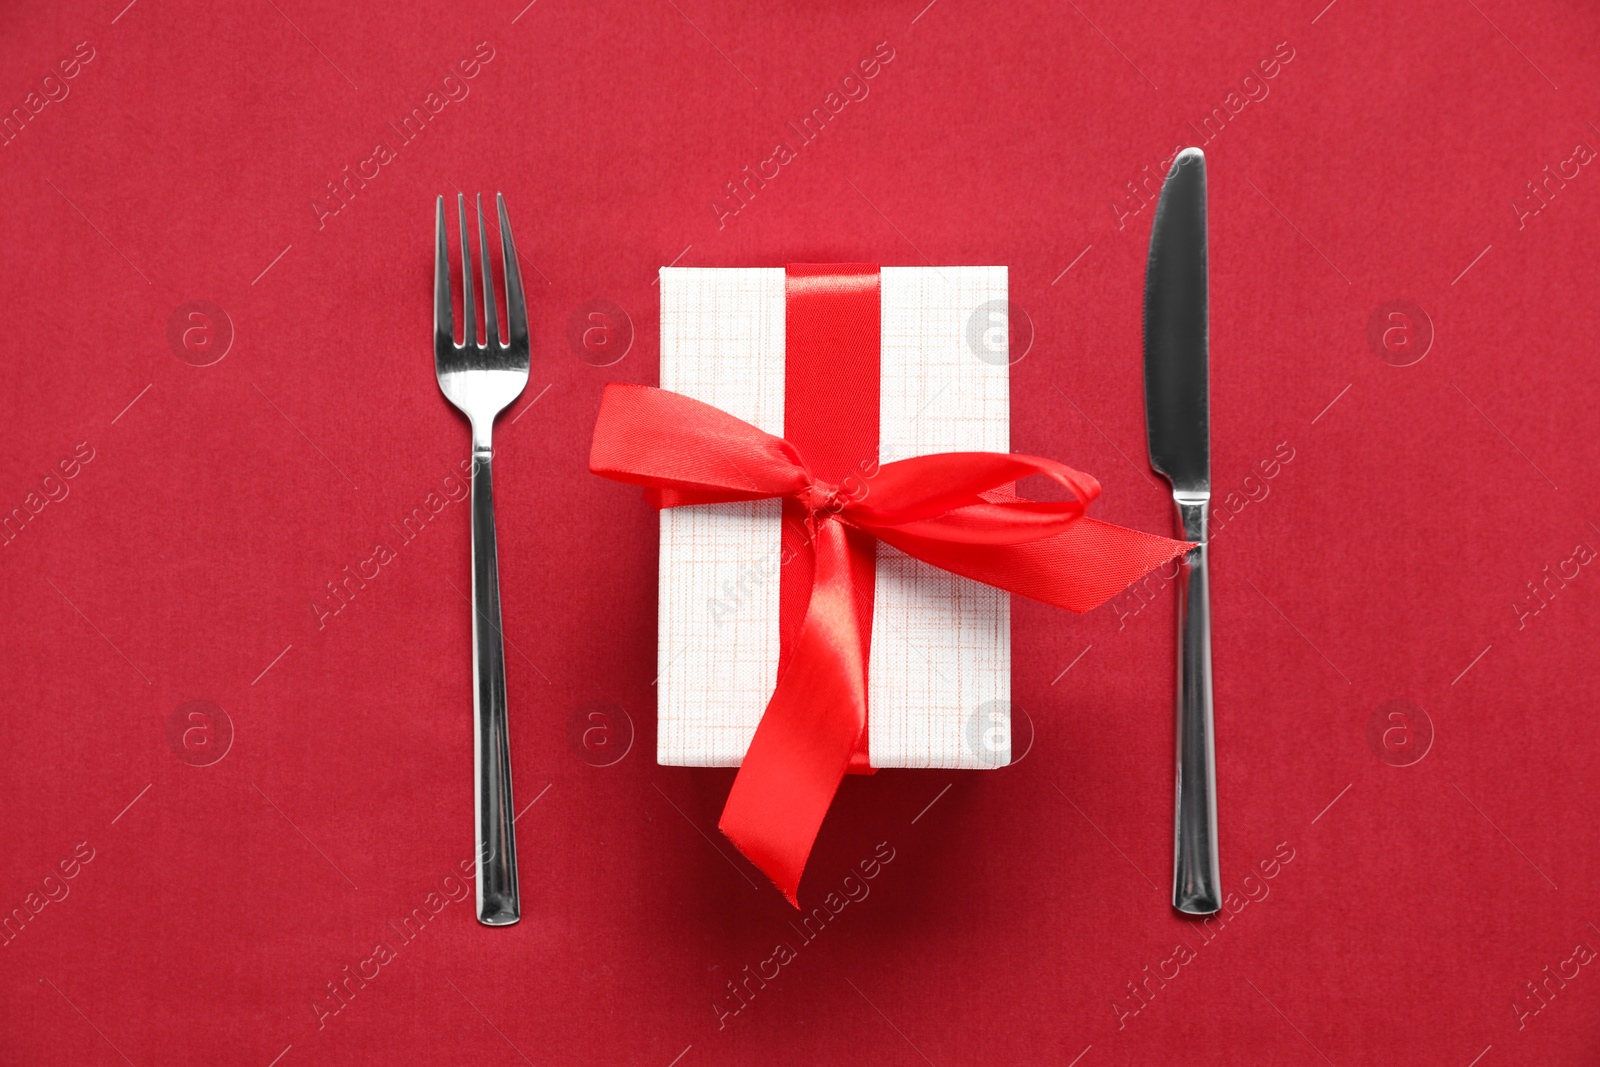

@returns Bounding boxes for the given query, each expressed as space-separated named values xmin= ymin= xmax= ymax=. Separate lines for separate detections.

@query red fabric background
xmin=3 ymin=1 xmax=1598 ymax=1064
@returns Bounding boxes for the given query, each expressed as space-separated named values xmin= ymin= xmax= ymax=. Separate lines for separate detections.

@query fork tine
xmin=457 ymin=193 xmax=477 ymax=347
xmin=434 ymin=196 xmax=453 ymax=351
xmin=477 ymin=194 xmax=500 ymax=348
xmin=497 ymin=193 xmax=528 ymax=348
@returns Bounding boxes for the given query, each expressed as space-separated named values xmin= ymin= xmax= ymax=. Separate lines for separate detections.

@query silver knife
xmin=1143 ymin=147 xmax=1221 ymax=915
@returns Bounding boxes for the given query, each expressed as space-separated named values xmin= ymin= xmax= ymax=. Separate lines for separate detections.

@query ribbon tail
xmin=719 ymin=520 xmax=867 ymax=907
xmin=877 ymin=517 xmax=1191 ymax=613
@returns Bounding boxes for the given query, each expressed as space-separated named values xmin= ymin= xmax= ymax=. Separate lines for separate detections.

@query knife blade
xmin=1142 ymin=147 xmax=1221 ymax=915
xmin=1145 ymin=149 xmax=1209 ymax=493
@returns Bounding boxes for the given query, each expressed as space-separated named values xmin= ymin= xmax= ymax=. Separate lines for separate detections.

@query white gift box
xmin=656 ymin=266 xmax=1012 ymax=769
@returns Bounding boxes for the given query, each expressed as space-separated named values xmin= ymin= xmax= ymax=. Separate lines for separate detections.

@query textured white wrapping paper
xmin=657 ymin=266 xmax=1010 ymax=769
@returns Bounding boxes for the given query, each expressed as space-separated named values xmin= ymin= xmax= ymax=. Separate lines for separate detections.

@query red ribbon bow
xmin=590 ymin=265 xmax=1190 ymax=905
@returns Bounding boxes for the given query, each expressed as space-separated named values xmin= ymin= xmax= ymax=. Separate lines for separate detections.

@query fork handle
xmin=470 ymin=449 xmax=520 ymax=925
xmin=1172 ymin=496 xmax=1220 ymax=915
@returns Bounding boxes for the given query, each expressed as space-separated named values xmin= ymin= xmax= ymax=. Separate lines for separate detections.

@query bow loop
xmin=590 ymin=383 xmax=813 ymax=503
xmin=840 ymin=452 xmax=1104 ymax=546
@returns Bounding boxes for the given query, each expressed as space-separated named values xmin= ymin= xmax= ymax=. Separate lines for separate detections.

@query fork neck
xmin=471 ymin=420 xmax=495 ymax=457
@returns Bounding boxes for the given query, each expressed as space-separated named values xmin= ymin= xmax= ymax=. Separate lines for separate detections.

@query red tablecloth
xmin=4 ymin=1 xmax=1598 ymax=1063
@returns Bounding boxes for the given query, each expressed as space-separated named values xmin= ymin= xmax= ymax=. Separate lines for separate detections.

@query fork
xmin=434 ymin=192 xmax=529 ymax=926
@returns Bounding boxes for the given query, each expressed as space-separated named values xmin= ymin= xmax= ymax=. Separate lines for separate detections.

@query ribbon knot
xmin=801 ymin=480 xmax=849 ymax=521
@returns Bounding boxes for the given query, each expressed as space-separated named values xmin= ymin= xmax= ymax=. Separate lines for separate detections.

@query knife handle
xmin=1172 ymin=496 xmax=1221 ymax=915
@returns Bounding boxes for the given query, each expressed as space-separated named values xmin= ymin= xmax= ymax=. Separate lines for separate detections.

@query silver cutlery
xmin=434 ymin=192 xmax=529 ymax=926
xmin=1143 ymin=148 xmax=1221 ymax=915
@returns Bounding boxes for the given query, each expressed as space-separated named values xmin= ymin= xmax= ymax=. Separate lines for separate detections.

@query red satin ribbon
xmin=781 ymin=265 xmax=881 ymax=775
xmin=590 ymin=265 xmax=1191 ymax=906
